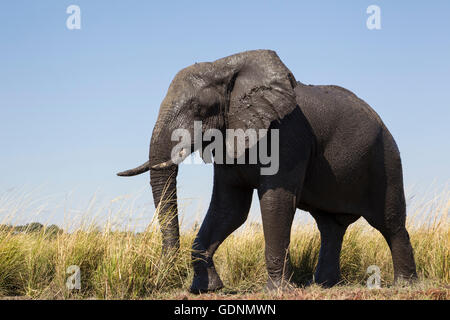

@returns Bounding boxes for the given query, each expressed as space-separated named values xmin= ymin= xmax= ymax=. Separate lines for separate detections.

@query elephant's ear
xmin=223 ymin=50 xmax=298 ymax=157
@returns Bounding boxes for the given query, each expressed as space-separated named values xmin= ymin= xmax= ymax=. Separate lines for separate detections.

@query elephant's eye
xmin=193 ymin=102 xmax=201 ymax=115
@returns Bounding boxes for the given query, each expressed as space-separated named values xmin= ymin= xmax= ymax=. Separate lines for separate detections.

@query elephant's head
xmin=117 ymin=50 xmax=297 ymax=253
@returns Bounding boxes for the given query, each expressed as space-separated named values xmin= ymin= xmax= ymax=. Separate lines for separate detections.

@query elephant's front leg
xmin=190 ymin=181 xmax=253 ymax=293
xmin=258 ymin=188 xmax=296 ymax=291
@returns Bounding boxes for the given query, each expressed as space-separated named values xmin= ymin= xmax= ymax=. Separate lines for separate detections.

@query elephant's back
xmin=295 ymin=83 xmax=395 ymax=192
xmin=294 ymin=83 xmax=386 ymax=154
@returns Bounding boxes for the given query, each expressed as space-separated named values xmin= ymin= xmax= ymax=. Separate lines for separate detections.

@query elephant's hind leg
xmin=364 ymin=149 xmax=417 ymax=283
xmin=364 ymin=190 xmax=417 ymax=283
xmin=310 ymin=211 xmax=360 ymax=287
xmin=384 ymin=227 xmax=417 ymax=283
xmin=190 ymin=181 xmax=253 ymax=294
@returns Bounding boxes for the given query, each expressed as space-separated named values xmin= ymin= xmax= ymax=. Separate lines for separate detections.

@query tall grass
xmin=0 ymin=189 xmax=448 ymax=299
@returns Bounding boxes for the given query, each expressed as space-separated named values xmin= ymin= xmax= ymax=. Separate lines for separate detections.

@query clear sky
xmin=0 ymin=1 xmax=449 ymax=228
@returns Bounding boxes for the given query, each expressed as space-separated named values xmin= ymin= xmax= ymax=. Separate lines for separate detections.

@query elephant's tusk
xmin=117 ymin=161 xmax=150 ymax=176
xmin=151 ymin=148 xmax=189 ymax=170
xmin=151 ymin=160 xmax=175 ymax=170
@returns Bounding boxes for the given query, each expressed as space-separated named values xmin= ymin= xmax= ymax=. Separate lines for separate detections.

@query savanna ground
xmin=0 ymin=188 xmax=448 ymax=300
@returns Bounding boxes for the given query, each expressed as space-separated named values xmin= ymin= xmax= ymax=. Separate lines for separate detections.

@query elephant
xmin=117 ymin=50 xmax=417 ymax=292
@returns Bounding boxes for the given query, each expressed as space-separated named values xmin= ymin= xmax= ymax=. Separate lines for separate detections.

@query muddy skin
xmin=118 ymin=50 xmax=417 ymax=293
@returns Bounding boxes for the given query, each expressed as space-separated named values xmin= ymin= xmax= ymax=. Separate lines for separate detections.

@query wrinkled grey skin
xmin=118 ymin=50 xmax=417 ymax=292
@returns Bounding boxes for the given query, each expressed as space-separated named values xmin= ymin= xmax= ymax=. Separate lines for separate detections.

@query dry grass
xmin=0 ymin=188 xmax=448 ymax=300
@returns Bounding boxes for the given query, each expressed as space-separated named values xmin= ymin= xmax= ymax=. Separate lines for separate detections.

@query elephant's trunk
xmin=149 ymin=165 xmax=179 ymax=253
xmin=149 ymin=107 xmax=181 ymax=253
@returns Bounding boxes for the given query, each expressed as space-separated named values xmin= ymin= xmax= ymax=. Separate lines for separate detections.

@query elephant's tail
xmin=117 ymin=161 xmax=150 ymax=176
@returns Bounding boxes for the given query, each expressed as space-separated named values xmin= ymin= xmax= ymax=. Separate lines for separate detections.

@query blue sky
xmin=0 ymin=1 xmax=449 ymax=227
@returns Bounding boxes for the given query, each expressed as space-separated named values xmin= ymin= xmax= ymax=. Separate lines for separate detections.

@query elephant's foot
xmin=265 ymin=277 xmax=296 ymax=292
xmin=189 ymin=256 xmax=224 ymax=294
xmin=393 ymin=273 xmax=418 ymax=287
xmin=189 ymin=266 xmax=223 ymax=294
xmin=264 ymin=253 xmax=295 ymax=292
xmin=313 ymin=270 xmax=341 ymax=288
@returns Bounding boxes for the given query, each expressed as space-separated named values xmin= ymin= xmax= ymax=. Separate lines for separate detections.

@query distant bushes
xmin=0 ymin=223 xmax=63 ymax=237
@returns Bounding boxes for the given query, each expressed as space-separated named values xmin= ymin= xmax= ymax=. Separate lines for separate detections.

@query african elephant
xmin=118 ymin=50 xmax=417 ymax=292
